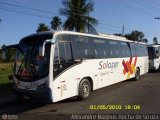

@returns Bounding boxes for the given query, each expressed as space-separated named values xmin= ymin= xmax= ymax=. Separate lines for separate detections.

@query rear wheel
xmin=158 ymin=65 xmax=160 ymax=72
xmin=134 ymin=68 xmax=140 ymax=80
xmin=78 ymin=78 xmax=91 ymax=100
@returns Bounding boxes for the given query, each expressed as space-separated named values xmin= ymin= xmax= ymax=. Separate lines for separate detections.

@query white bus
xmin=9 ymin=31 xmax=148 ymax=103
xmin=147 ymin=44 xmax=160 ymax=71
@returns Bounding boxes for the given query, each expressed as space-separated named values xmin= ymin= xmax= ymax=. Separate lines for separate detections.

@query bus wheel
xmin=78 ymin=78 xmax=91 ymax=100
xmin=158 ymin=65 xmax=160 ymax=72
xmin=134 ymin=68 xmax=140 ymax=80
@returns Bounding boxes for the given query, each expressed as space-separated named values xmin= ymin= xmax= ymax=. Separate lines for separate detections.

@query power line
xmin=0 ymin=6 xmax=148 ymax=36
xmin=135 ymin=0 xmax=160 ymax=14
xmin=151 ymin=0 xmax=160 ymax=7
xmin=1 ymin=0 xmax=153 ymax=37
xmin=142 ymin=0 xmax=160 ymax=11
xmin=0 ymin=1 xmax=58 ymax=15
xmin=0 ymin=7 xmax=52 ymax=19
xmin=0 ymin=2 xmax=123 ymax=30
xmin=0 ymin=5 xmax=119 ymax=28
xmin=99 ymin=22 xmax=121 ymax=29
xmin=149 ymin=0 xmax=160 ymax=8
xmin=97 ymin=26 xmax=121 ymax=33
xmin=120 ymin=1 xmax=154 ymax=17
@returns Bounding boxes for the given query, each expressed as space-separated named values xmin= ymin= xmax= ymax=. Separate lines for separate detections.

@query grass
xmin=0 ymin=63 xmax=14 ymax=97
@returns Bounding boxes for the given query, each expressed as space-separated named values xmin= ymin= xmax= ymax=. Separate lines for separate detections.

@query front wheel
xmin=78 ymin=79 xmax=91 ymax=100
xmin=134 ymin=68 xmax=140 ymax=80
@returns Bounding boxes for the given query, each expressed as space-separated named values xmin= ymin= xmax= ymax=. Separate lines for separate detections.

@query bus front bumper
xmin=13 ymin=85 xmax=53 ymax=103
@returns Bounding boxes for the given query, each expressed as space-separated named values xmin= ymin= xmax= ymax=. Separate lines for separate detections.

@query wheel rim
xmin=82 ymin=83 xmax=90 ymax=97
xmin=136 ymin=69 xmax=140 ymax=79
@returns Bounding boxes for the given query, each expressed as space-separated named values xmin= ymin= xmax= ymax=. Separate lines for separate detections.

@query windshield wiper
xmin=17 ymin=57 xmax=25 ymax=76
xmin=17 ymin=54 xmax=33 ymax=78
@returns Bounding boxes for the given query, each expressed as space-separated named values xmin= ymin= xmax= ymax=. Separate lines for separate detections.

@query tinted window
xmin=54 ymin=42 xmax=73 ymax=64
xmin=120 ymin=42 xmax=131 ymax=57
xmin=109 ymin=40 xmax=121 ymax=58
xmin=56 ymin=35 xmax=72 ymax=42
xmin=132 ymin=43 xmax=147 ymax=57
xmin=135 ymin=44 xmax=141 ymax=56
xmin=130 ymin=43 xmax=137 ymax=57
xmin=141 ymin=44 xmax=148 ymax=56
xmin=94 ymin=39 xmax=110 ymax=58
xmin=72 ymin=36 xmax=94 ymax=59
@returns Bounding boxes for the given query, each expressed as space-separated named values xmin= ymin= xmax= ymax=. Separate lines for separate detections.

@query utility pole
xmin=122 ymin=25 xmax=124 ymax=36
xmin=88 ymin=12 xmax=90 ymax=33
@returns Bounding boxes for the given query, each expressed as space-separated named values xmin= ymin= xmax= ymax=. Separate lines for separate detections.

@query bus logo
xmin=122 ymin=57 xmax=137 ymax=79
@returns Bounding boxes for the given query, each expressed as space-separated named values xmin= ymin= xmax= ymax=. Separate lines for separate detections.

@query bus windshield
xmin=147 ymin=47 xmax=159 ymax=59
xmin=14 ymin=35 xmax=52 ymax=81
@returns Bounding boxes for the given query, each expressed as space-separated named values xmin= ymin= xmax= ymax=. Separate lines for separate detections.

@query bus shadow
xmin=148 ymin=70 xmax=160 ymax=73
xmin=0 ymin=95 xmax=46 ymax=114
xmin=123 ymin=78 xmax=135 ymax=82
xmin=58 ymin=97 xmax=80 ymax=103
xmin=57 ymin=78 xmax=137 ymax=104
xmin=0 ymin=82 xmax=14 ymax=97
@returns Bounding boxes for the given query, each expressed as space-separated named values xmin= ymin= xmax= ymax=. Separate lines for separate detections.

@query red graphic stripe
xmin=123 ymin=69 xmax=126 ymax=75
xmin=122 ymin=60 xmax=128 ymax=72
xmin=126 ymin=61 xmax=133 ymax=74
xmin=129 ymin=57 xmax=132 ymax=64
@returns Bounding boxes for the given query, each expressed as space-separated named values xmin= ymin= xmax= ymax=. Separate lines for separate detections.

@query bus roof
xmin=53 ymin=31 xmax=146 ymax=44
xmin=20 ymin=30 xmax=146 ymax=45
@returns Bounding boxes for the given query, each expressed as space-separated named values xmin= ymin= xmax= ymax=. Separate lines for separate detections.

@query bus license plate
xmin=23 ymin=95 xmax=30 ymax=100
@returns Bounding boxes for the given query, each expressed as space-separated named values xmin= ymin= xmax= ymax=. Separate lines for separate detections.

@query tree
xmin=51 ymin=16 xmax=62 ymax=30
xmin=124 ymin=30 xmax=144 ymax=41
xmin=142 ymin=38 xmax=148 ymax=43
xmin=36 ymin=23 xmax=49 ymax=32
xmin=114 ymin=33 xmax=123 ymax=36
xmin=59 ymin=0 xmax=98 ymax=32
xmin=0 ymin=45 xmax=16 ymax=62
xmin=153 ymin=37 xmax=158 ymax=44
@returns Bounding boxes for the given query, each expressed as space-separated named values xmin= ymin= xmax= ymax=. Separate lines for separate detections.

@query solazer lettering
xmin=98 ymin=61 xmax=119 ymax=70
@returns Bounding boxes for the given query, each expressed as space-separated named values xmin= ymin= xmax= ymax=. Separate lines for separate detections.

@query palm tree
xmin=51 ymin=16 xmax=62 ymax=30
xmin=59 ymin=0 xmax=98 ymax=32
xmin=36 ymin=23 xmax=49 ymax=32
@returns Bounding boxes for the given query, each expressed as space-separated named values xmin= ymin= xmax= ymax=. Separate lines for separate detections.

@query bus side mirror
xmin=39 ymin=45 xmax=45 ymax=57
xmin=39 ymin=40 xmax=53 ymax=57
xmin=8 ymin=75 xmax=13 ymax=80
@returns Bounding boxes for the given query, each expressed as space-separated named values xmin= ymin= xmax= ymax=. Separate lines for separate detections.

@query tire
xmin=78 ymin=78 xmax=91 ymax=100
xmin=134 ymin=68 xmax=140 ymax=80
xmin=158 ymin=65 xmax=160 ymax=72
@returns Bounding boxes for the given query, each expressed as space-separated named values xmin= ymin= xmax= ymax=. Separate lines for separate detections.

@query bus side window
xmin=94 ymin=39 xmax=108 ymax=59
xmin=120 ymin=42 xmax=131 ymax=57
xmin=130 ymin=43 xmax=136 ymax=57
xmin=58 ymin=42 xmax=73 ymax=63
xmin=143 ymin=45 xmax=148 ymax=56
xmin=73 ymin=36 xmax=94 ymax=59
xmin=54 ymin=44 xmax=60 ymax=64
xmin=135 ymin=44 xmax=142 ymax=57
xmin=109 ymin=40 xmax=121 ymax=58
xmin=53 ymin=42 xmax=73 ymax=78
